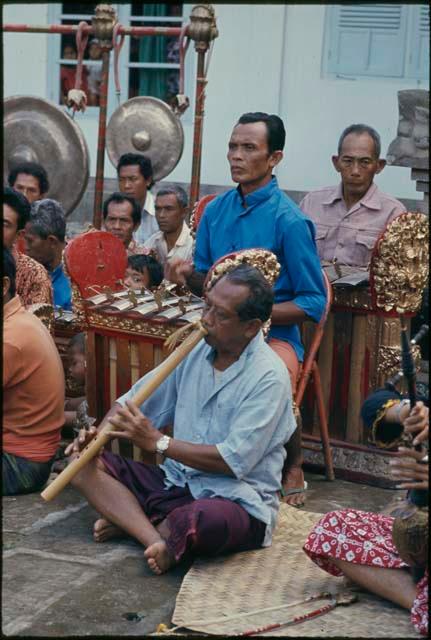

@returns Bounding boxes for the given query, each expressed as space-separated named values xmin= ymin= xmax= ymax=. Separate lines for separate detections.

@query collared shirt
xmin=300 ymin=183 xmax=406 ymax=268
xmin=133 ymin=191 xmax=159 ymax=245
xmin=117 ymin=332 xmax=295 ymax=547
xmin=194 ymin=177 xmax=326 ymax=361
xmin=12 ymin=247 xmax=53 ymax=309
xmin=49 ymin=263 xmax=72 ymax=311
xmin=3 ymin=296 xmax=64 ymax=462
xmin=144 ymin=222 xmax=193 ymax=266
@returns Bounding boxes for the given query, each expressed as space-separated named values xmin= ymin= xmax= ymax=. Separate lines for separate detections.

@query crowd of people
xmin=2 ymin=111 xmax=427 ymax=635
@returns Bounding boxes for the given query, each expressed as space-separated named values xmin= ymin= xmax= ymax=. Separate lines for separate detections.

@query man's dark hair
xmin=224 ymin=264 xmax=274 ymax=323
xmin=237 ymin=112 xmax=286 ymax=154
xmin=3 ymin=247 xmax=17 ymax=298
xmin=102 ymin=192 xmax=141 ymax=227
xmin=3 ymin=186 xmax=31 ymax=231
xmin=29 ymin=199 xmax=66 ymax=242
xmin=337 ymin=124 xmax=381 ymax=158
xmin=117 ymin=153 xmax=154 ymax=188
xmin=69 ymin=332 xmax=86 ymax=354
xmin=127 ymin=253 xmax=164 ymax=288
xmin=8 ymin=161 xmax=50 ymax=195
xmin=156 ymin=185 xmax=188 ymax=208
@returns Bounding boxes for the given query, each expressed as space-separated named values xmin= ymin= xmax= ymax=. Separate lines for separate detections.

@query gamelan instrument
xmin=3 ymin=95 xmax=89 ymax=215
xmin=106 ymin=96 xmax=184 ymax=181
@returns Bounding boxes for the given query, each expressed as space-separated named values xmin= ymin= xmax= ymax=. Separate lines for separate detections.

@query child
xmin=124 ymin=253 xmax=164 ymax=291
xmin=64 ymin=332 xmax=93 ymax=435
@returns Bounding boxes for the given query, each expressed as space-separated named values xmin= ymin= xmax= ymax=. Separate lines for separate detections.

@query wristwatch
xmin=155 ymin=435 xmax=171 ymax=456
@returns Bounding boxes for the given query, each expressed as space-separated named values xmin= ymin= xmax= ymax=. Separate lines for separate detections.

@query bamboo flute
xmin=41 ymin=325 xmax=207 ymax=502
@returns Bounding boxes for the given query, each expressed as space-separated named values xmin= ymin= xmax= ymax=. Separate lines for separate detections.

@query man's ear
xmin=244 ymin=318 xmax=263 ymax=339
xmin=269 ymin=150 xmax=283 ymax=169
xmin=332 ymin=155 xmax=341 ymax=173
xmin=375 ymin=159 xmax=386 ymax=174
xmin=3 ymin=276 xmax=11 ymax=298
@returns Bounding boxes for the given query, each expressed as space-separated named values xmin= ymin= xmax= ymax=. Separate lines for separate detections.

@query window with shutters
xmin=47 ymin=3 xmax=187 ymax=115
xmin=323 ymin=4 xmax=429 ymax=81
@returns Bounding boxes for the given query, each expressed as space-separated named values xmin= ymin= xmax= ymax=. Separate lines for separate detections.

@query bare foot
xmin=144 ymin=540 xmax=176 ymax=575
xmin=280 ymin=466 xmax=307 ymax=507
xmin=93 ymin=518 xmax=126 ymax=543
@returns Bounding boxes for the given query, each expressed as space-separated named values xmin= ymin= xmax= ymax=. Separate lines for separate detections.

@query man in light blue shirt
xmin=67 ymin=264 xmax=295 ymax=574
xmin=166 ymin=112 xmax=326 ymax=506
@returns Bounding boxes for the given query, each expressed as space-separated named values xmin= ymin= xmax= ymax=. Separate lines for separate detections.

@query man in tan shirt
xmin=300 ymin=124 xmax=406 ymax=269
xmin=3 ymin=247 xmax=65 ymax=495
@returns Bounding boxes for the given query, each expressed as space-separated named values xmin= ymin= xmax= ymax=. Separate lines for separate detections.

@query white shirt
xmin=133 ymin=191 xmax=159 ymax=245
xmin=143 ymin=221 xmax=193 ymax=266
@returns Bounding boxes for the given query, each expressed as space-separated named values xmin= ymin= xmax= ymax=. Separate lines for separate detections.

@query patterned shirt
xmin=118 ymin=332 xmax=296 ymax=547
xmin=13 ymin=248 xmax=53 ymax=309
xmin=300 ymin=183 xmax=406 ymax=268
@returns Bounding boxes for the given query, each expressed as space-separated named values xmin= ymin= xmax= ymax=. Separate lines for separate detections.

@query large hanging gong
xmin=3 ymin=95 xmax=90 ymax=216
xmin=106 ymin=96 xmax=184 ymax=181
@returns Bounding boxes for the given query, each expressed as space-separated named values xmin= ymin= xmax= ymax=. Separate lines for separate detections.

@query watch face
xmin=157 ymin=436 xmax=169 ymax=453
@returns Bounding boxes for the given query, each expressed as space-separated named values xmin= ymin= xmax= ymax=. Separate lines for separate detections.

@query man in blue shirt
xmin=24 ymin=199 xmax=72 ymax=311
xmin=166 ymin=112 xmax=326 ymax=506
xmin=66 ymin=264 xmax=295 ymax=574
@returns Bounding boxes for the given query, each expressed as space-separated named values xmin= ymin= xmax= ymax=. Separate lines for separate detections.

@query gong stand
xmin=3 ymin=3 xmax=218 ymax=227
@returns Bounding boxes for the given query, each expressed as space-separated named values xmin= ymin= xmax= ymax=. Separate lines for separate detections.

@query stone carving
xmin=386 ymin=90 xmax=429 ymax=169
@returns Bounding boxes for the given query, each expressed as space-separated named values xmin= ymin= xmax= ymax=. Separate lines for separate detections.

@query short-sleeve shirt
xmin=133 ymin=192 xmax=160 ymax=245
xmin=194 ymin=177 xmax=326 ymax=361
xmin=144 ymin=222 xmax=193 ymax=266
xmin=117 ymin=331 xmax=296 ymax=546
xmin=3 ymin=296 xmax=65 ymax=462
xmin=300 ymin=183 xmax=406 ymax=268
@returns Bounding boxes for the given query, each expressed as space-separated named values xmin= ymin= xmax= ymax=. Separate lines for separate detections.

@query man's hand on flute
xmin=108 ymin=400 xmax=160 ymax=452
xmin=64 ymin=426 xmax=98 ymax=457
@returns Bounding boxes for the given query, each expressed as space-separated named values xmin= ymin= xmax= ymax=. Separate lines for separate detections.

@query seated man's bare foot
xmin=280 ymin=466 xmax=308 ymax=507
xmin=144 ymin=540 xmax=176 ymax=575
xmin=93 ymin=518 xmax=126 ymax=543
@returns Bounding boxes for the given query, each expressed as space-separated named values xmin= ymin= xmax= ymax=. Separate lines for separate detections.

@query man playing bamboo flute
xmin=66 ymin=264 xmax=295 ymax=574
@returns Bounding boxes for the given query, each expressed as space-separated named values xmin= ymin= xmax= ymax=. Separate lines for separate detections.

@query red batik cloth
xmin=303 ymin=509 xmax=428 ymax=636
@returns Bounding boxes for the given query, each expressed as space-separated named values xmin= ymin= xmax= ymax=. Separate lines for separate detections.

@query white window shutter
xmin=327 ymin=4 xmax=408 ymax=78
xmin=407 ymin=5 xmax=430 ymax=79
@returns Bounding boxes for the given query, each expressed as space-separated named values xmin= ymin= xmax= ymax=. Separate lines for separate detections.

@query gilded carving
xmin=92 ymin=4 xmax=117 ymax=47
xmin=371 ymin=213 xmax=429 ymax=314
xmin=86 ymin=312 xmax=178 ymax=340
xmin=188 ymin=4 xmax=219 ymax=52
xmin=376 ymin=344 xmax=421 ymax=385
xmin=206 ymin=248 xmax=280 ymax=290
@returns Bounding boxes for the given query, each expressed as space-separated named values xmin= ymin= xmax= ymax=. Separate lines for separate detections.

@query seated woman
xmin=303 ymin=397 xmax=428 ymax=636
xmin=124 ymin=253 xmax=163 ymax=292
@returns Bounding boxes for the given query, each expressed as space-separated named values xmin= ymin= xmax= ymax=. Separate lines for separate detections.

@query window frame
xmin=47 ymin=3 xmax=195 ymax=123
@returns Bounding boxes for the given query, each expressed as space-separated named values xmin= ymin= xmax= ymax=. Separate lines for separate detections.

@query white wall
xmin=3 ymin=3 xmax=428 ymax=200
xmin=278 ymin=4 xmax=424 ymax=198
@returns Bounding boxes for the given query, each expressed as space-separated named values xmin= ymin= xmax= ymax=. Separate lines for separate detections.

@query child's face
xmin=124 ymin=267 xmax=150 ymax=291
xmin=89 ymin=42 xmax=101 ymax=60
xmin=68 ymin=347 xmax=86 ymax=385
xmin=63 ymin=45 xmax=77 ymax=60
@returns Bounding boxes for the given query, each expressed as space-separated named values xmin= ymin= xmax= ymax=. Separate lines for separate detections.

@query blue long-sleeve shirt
xmin=49 ymin=263 xmax=72 ymax=311
xmin=194 ymin=177 xmax=326 ymax=361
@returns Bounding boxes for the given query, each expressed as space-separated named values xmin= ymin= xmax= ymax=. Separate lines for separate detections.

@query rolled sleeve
xmin=282 ymin=218 xmax=326 ymax=323
xmin=215 ymin=375 xmax=294 ymax=479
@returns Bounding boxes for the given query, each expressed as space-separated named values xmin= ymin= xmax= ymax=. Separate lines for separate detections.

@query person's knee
xmin=70 ymin=456 xmax=106 ymax=489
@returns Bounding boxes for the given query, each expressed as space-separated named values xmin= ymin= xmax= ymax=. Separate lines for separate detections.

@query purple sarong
xmin=101 ymin=451 xmax=266 ymax=561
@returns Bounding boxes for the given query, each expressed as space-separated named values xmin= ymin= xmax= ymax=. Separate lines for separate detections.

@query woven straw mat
xmin=172 ymin=504 xmax=417 ymax=636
